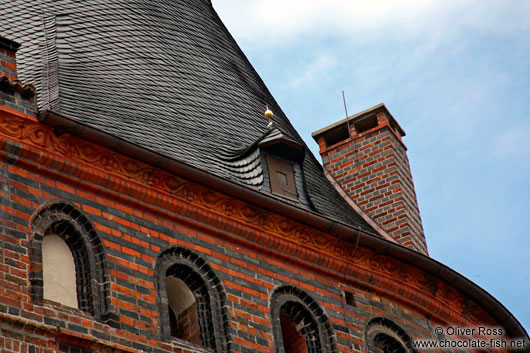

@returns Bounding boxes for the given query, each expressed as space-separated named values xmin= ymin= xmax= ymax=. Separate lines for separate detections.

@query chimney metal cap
xmin=311 ymin=103 xmax=406 ymax=140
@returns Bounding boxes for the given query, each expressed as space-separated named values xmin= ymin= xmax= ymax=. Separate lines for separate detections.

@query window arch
xmin=29 ymin=202 xmax=117 ymax=327
xmin=270 ymin=286 xmax=336 ymax=353
xmin=365 ymin=317 xmax=417 ymax=353
xmin=155 ymin=247 xmax=231 ymax=352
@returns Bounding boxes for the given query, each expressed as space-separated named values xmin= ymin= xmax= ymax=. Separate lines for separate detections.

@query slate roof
xmin=1 ymin=0 xmax=374 ymax=233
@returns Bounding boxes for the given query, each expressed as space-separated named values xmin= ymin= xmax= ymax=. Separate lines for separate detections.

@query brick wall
xmin=315 ymin=106 xmax=428 ymax=255
xmin=175 ymin=302 xmax=201 ymax=345
xmin=0 ymin=40 xmax=518 ymax=353
xmin=280 ymin=313 xmax=308 ymax=353
xmin=0 ymin=109 xmax=515 ymax=353
xmin=0 ymin=37 xmax=36 ymax=118
xmin=0 ymin=37 xmax=19 ymax=82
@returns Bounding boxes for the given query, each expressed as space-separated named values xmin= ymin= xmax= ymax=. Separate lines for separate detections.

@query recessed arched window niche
xmin=29 ymin=202 xmax=118 ymax=327
xmin=155 ymin=247 xmax=231 ymax=352
xmin=42 ymin=234 xmax=78 ymax=308
xmin=270 ymin=286 xmax=337 ymax=353
xmin=365 ymin=317 xmax=417 ymax=353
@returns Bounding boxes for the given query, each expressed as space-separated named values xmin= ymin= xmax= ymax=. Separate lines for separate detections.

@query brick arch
xmin=270 ymin=285 xmax=337 ymax=353
xmin=155 ymin=247 xmax=231 ymax=352
xmin=365 ymin=317 xmax=418 ymax=353
xmin=29 ymin=202 xmax=118 ymax=327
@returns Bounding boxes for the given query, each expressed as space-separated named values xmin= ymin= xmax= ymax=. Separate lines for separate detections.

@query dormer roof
xmin=259 ymin=128 xmax=305 ymax=162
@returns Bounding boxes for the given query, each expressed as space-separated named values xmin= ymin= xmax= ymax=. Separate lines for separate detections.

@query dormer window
xmin=266 ymin=155 xmax=298 ymax=200
xmin=258 ymin=128 xmax=306 ymax=203
xmin=219 ymin=127 xmax=312 ymax=208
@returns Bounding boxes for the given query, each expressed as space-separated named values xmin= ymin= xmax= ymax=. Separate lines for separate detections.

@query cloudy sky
xmin=214 ymin=0 xmax=530 ymax=331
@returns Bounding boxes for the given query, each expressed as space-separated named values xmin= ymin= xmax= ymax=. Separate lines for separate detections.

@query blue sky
xmin=214 ymin=0 xmax=530 ymax=331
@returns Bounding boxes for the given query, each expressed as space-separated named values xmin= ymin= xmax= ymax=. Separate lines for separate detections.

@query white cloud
xmin=214 ymin=0 xmax=530 ymax=47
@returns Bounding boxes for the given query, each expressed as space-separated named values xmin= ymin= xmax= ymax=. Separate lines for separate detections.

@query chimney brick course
xmin=313 ymin=105 xmax=428 ymax=255
xmin=0 ymin=37 xmax=36 ymax=117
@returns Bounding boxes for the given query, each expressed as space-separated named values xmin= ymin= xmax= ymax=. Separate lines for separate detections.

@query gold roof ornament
xmin=265 ymin=105 xmax=273 ymax=128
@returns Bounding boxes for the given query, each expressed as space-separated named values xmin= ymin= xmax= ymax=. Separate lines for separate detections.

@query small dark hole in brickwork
xmin=344 ymin=291 xmax=356 ymax=307
xmin=323 ymin=125 xmax=349 ymax=147
xmin=354 ymin=115 xmax=378 ymax=133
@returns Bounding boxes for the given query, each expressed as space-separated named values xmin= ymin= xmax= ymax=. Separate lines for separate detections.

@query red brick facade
xmin=174 ymin=303 xmax=201 ymax=345
xmin=280 ymin=313 xmax=308 ymax=353
xmin=0 ymin=38 xmax=526 ymax=353
xmin=313 ymin=105 xmax=428 ymax=255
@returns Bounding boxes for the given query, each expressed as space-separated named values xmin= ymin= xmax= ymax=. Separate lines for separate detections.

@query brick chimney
xmin=0 ymin=36 xmax=36 ymax=116
xmin=0 ymin=37 xmax=20 ymax=81
xmin=312 ymin=103 xmax=428 ymax=255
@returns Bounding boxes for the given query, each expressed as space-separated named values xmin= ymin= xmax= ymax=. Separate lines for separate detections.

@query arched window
xmin=29 ymin=203 xmax=117 ymax=327
xmin=270 ymin=286 xmax=336 ymax=353
xmin=166 ymin=268 xmax=207 ymax=345
xmin=373 ymin=334 xmax=407 ymax=353
xmin=365 ymin=317 xmax=417 ymax=353
xmin=42 ymin=234 xmax=78 ymax=308
xmin=156 ymin=247 xmax=231 ymax=352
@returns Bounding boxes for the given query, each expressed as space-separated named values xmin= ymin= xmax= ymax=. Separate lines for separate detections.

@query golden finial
xmin=264 ymin=105 xmax=273 ymax=120
xmin=265 ymin=105 xmax=274 ymax=129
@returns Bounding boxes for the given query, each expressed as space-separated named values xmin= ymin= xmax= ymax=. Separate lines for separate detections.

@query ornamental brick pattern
xmin=314 ymin=105 xmax=428 ymax=255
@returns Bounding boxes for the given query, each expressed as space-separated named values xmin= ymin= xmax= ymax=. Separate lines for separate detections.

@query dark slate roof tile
xmin=1 ymin=0 xmax=375 ymax=234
